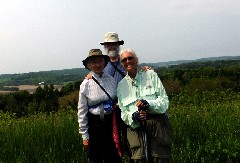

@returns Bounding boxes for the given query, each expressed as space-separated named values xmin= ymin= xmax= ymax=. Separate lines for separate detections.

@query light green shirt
xmin=117 ymin=69 xmax=169 ymax=129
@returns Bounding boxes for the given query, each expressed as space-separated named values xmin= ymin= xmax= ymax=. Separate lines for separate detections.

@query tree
xmin=58 ymin=90 xmax=79 ymax=110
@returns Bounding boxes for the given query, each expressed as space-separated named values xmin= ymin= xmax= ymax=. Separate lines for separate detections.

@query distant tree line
xmin=157 ymin=60 xmax=240 ymax=96
xmin=0 ymin=68 xmax=88 ymax=86
xmin=0 ymin=81 xmax=81 ymax=117
xmin=0 ymin=59 xmax=239 ymax=117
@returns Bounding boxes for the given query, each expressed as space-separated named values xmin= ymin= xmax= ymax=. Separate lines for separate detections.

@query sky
xmin=1 ymin=0 xmax=240 ymax=74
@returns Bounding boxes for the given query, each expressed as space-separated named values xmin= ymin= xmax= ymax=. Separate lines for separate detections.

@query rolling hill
xmin=0 ymin=56 xmax=239 ymax=87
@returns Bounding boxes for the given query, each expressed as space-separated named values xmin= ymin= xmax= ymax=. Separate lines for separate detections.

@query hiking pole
xmin=141 ymin=120 xmax=149 ymax=163
xmin=139 ymin=99 xmax=150 ymax=163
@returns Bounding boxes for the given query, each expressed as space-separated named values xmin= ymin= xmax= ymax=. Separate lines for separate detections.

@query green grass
xmin=0 ymin=111 xmax=88 ymax=163
xmin=0 ymin=91 xmax=239 ymax=162
xmin=170 ymin=101 xmax=240 ymax=162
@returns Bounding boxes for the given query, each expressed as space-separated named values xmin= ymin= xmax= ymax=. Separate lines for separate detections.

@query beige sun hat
xmin=100 ymin=32 xmax=124 ymax=45
xmin=82 ymin=49 xmax=110 ymax=70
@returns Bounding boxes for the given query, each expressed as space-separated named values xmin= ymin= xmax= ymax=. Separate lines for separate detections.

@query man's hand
xmin=83 ymin=139 xmax=90 ymax=150
xmin=85 ymin=73 xmax=93 ymax=80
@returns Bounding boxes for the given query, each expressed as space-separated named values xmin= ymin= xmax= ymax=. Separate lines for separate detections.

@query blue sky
xmin=0 ymin=0 xmax=240 ymax=74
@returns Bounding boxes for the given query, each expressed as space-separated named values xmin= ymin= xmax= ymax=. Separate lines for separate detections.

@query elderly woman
xmin=117 ymin=49 xmax=172 ymax=163
xmin=77 ymin=49 xmax=121 ymax=163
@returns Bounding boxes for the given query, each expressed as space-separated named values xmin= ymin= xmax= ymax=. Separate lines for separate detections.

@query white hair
xmin=119 ymin=48 xmax=138 ymax=63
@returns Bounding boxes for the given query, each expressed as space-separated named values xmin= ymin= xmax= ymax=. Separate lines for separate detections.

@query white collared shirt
xmin=77 ymin=72 xmax=117 ymax=140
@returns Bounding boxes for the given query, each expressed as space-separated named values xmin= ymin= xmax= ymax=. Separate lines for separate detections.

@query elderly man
xmin=99 ymin=32 xmax=130 ymax=159
xmin=100 ymin=32 xmax=151 ymax=83
xmin=100 ymin=32 xmax=126 ymax=84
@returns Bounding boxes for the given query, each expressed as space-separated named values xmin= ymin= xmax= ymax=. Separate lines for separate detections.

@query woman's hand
xmin=136 ymin=100 xmax=145 ymax=109
xmin=132 ymin=110 xmax=147 ymax=122
xmin=135 ymin=100 xmax=148 ymax=121
xmin=139 ymin=110 xmax=147 ymax=121
xmin=83 ymin=139 xmax=90 ymax=150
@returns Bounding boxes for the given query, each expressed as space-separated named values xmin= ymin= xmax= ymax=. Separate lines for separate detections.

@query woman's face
xmin=88 ymin=57 xmax=105 ymax=74
xmin=120 ymin=51 xmax=138 ymax=73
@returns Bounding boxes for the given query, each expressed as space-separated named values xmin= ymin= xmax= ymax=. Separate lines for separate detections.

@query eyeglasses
xmin=120 ymin=56 xmax=134 ymax=63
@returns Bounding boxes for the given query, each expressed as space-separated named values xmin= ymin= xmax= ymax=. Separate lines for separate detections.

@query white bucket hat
xmin=100 ymin=32 xmax=124 ymax=45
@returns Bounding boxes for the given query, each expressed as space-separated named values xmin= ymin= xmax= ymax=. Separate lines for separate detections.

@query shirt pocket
xmin=120 ymin=95 xmax=138 ymax=114
xmin=141 ymin=85 xmax=155 ymax=96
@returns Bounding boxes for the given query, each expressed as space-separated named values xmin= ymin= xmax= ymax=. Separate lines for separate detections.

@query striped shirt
xmin=77 ymin=72 xmax=117 ymax=140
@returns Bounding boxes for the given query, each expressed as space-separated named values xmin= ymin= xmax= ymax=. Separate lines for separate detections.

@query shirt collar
xmin=125 ymin=68 xmax=142 ymax=84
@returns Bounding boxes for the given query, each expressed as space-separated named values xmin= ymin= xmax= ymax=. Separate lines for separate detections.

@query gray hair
xmin=119 ymin=48 xmax=138 ymax=63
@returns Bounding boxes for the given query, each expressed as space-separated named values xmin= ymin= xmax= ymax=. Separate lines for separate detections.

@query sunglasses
xmin=120 ymin=56 xmax=135 ymax=63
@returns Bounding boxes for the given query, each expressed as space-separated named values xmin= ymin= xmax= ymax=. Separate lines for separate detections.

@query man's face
xmin=104 ymin=42 xmax=120 ymax=57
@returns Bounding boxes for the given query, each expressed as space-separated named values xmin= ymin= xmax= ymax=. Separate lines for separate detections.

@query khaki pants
xmin=127 ymin=114 xmax=172 ymax=162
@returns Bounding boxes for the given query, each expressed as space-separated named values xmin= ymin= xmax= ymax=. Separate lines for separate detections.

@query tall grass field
xmin=0 ymin=91 xmax=239 ymax=162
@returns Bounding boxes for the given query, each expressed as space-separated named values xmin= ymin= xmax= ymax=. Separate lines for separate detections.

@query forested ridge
xmin=0 ymin=68 xmax=89 ymax=86
xmin=158 ymin=59 xmax=240 ymax=96
xmin=0 ymin=59 xmax=239 ymax=117
xmin=0 ymin=56 xmax=239 ymax=87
